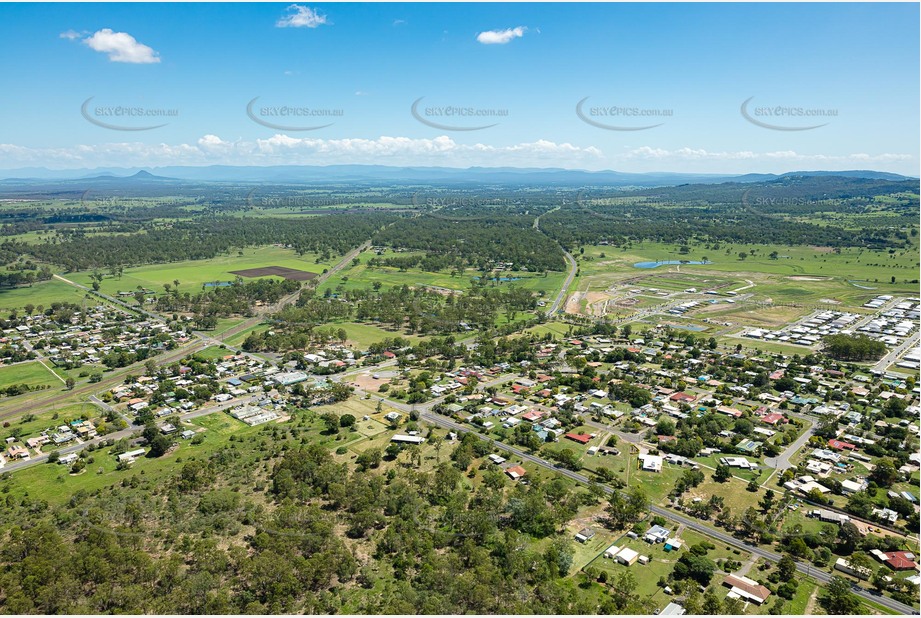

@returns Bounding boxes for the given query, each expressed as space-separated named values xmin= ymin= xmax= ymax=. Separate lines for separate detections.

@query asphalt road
xmin=330 ymin=369 xmax=916 ymax=614
xmin=2 ymin=242 xmax=372 ymax=423
xmin=764 ymin=412 xmax=816 ymax=472
xmin=0 ymin=395 xmax=258 ymax=474
xmin=547 ymin=250 xmax=578 ymax=316
xmin=417 ymin=408 xmax=915 ymax=615
xmin=873 ymin=330 xmax=920 ymax=374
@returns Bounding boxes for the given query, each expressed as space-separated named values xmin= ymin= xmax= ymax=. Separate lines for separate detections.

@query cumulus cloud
xmin=276 ymin=5 xmax=327 ymax=28
xmin=0 ymin=135 xmax=604 ymax=169
xmin=59 ymin=29 xmax=84 ymax=40
xmin=78 ymin=28 xmax=160 ymax=63
xmin=476 ymin=26 xmax=526 ymax=45
xmin=0 ymin=138 xmax=911 ymax=173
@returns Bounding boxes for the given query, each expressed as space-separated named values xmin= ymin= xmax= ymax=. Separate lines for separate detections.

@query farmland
xmin=0 ymin=277 xmax=90 ymax=312
xmin=68 ymin=245 xmax=334 ymax=296
xmin=0 ymin=175 xmax=916 ymax=616
xmin=0 ymin=361 xmax=64 ymax=390
xmin=318 ymin=247 xmax=567 ymax=299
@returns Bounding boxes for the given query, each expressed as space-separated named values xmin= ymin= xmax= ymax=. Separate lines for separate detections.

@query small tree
xmin=713 ymin=463 xmax=732 ymax=482
xmin=321 ymin=412 xmax=340 ymax=434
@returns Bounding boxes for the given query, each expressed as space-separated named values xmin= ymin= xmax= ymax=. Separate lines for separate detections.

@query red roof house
xmin=564 ymin=432 xmax=592 ymax=444
xmin=884 ymin=551 xmax=918 ymax=571
xmin=828 ymin=439 xmax=856 ymax=451
xmin=522 ymin=410 xmax=546 ymax=422
xmin=762 ymin=412 xmax=786 ymax=425
xmin=670 ymin=392 xmax=696 ymax=403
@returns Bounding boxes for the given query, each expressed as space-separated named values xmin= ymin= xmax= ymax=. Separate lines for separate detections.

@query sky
xmin=0 ymin=2 xmax=918 ymax=174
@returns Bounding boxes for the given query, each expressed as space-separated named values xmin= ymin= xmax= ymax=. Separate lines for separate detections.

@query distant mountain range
xmin=0 ymin=165 xmax=914 ymax=188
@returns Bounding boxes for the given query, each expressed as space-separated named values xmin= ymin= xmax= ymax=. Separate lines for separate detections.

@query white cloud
xmin=276 ymin=5 xmax=327 ymax=28
xmin=59 ymin=29 xmax=84 ymax=40
xmin=81 ymin=29 xmax=160 ymax=64
xmin=0 ymin=138 xmax=912 ymax=174
xmin=392 ymin=19 xmax=406 ymax=26
xmin=0 ymin=135 xmax=604 ymax=169
xmin=476 ymin=26 xmax=526 ymax=45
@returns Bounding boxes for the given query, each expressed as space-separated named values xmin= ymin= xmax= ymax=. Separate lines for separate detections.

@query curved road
xmin=332 ymin=366 xmax=916 ymax=615
xmin=416 ymin=408 xmax=915 ymax=615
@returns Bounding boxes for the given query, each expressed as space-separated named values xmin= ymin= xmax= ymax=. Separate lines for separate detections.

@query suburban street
xmin=763 ymin=412 xmax=817 ymax=480
xmin=0 ymin=395 xmax=259 ymax=474
xmin=417 ymin=408 xmax=915 ymax=615
xmin=3 ymin=240 xmax=914 ymax=615
xmin=873 ymin=330 xmax=920 ymax=373
xmin=330 ymin=365 xmax=915 ymax=616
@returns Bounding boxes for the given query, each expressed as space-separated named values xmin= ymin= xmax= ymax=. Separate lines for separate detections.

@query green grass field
xmin=0 ymin=361 xmax=64 ymax=390
xmin=335 ymin=322 xmax=422 ymax=348
xmin=573 ymin=240 xmax=919 ymax=308
xmin=0 ymin=278 xmax=90 ymax=312
xmin=70 ymin=246 xmax=335 ymax=297
xmin=319 ymin=247 xmax=567 ymax=298
xmin=1 ymin=402 xmax=101 ymax=443
xmin=190 ymin=346 xmax=236 ymax=361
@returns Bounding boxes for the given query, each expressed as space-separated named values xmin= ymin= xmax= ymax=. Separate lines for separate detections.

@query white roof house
xmin=616 ymin=547 xmax=639 ymax=565
xmin=117 ymin=448 xmax=145 ymax=463
xmin=603 ymin=545 xmax=621 ymax=559
xmin=640 ymin=454 xmax=663 ymax=473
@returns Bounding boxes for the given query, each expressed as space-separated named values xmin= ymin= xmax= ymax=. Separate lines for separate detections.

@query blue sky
xmin=0 ymin=2 xmax=917 ymax=174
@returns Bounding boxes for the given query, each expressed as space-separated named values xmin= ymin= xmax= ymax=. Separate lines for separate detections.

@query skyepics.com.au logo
xmin=81 ymin=97 xmax=178 ymax=131
xmin=740 ymin=97 xmax=837 ymax=131
xmin=245 ymin=188 xmax=351 ymax=209
xmin=411 ymin=192 xmax=518 ymax=220
xmin=80 ymin=189 xmax=120 ymax=208
xmin=576 ymin=97 xmax=672 ymax=131
xmin=411 ymin=97 xmax=508 ymax=131
xmin=573 ymin=190 xmax=681 ymax=217
xmin=741 ymin=188 xmax=832 ymax=218
xmin=246 ymin=97 xmax=343 ymax=131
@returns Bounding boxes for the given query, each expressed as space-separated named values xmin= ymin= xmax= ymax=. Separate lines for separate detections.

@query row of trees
xmin=7 ymin=213 xmax=394 ymax=272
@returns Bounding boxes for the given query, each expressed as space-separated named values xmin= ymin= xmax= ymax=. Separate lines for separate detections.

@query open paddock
xmin=229 ymin=265 xmax=317 ymax=281
xmin=0 ymin=361 xmax=63 ymax=391
xmin=69 ymin=245 xmax=332 ymax=297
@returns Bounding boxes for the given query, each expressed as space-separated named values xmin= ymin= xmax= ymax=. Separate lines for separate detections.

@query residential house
xmin=575 ymin=527 xmax=595 ymax=543
xmin=723 ymin=574 xmax=772 ymax=605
